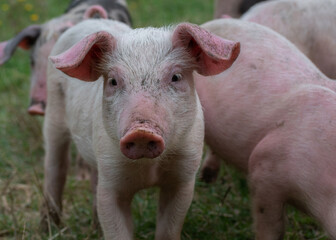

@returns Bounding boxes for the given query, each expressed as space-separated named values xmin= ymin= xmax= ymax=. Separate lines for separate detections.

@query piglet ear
xmin=0 ymin=25 xmax=41 ymax=65
xmin=172 ymin=23 xmax=240 ymax=76
xmin=84 ymin=5 xmax=108 ymax=19
xmin=50 ymin=31 xmax=115 ymax=81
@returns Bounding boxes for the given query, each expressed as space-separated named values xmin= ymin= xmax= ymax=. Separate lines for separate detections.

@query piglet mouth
xmin=120 ymin=125 xmax=165 ymax=160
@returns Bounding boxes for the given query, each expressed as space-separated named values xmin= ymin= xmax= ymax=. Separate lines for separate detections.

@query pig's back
xmin=241 ymin=0 xmax=336 ymax=79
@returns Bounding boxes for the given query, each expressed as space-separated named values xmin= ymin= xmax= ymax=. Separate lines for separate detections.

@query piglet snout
xmin=120 ymin=128 xmax=165 ymax=160
xmin=28 ymin=102 xmax=45 ymax=116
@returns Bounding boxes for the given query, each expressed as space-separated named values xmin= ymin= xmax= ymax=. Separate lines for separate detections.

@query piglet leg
xmin=41 ymin=118 xmax=70 ymax=231
xmin=90 ymin=167 xmax=99 ymax=229
xmin=96 ymin=180 xmax=134 ymax=240
xmin=249 ymin=139 xmax=286 ymax=240
xmin=40 ymin=80 xmax=70 ymax=231
xmin=155 ymin=180 xmax=196 ymax=240
xmin=251 ymin=185 xmax=285 ymax=240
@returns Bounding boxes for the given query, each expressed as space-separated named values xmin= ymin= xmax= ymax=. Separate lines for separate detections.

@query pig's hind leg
xmin=302 ymin=177 xmax=336 ymax=239
xmin=249 ymin=173 xmax=286 ymax=240
xmin=248 ymin=135 xmax=288 ymax=240
xmin=317 ymin=201 xmax=336 ymax=239
xmin=40 ymin=80 xmax=71 ymax=231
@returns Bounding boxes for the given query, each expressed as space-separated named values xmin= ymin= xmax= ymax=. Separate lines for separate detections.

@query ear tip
xmin=49 ymin=55 xmax=67 ymax=71
xmin=49 ymin=55 xmax=58 ymax=65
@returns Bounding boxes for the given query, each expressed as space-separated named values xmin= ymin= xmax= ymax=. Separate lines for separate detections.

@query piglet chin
xmin=120 ymin=127 xmax=165 ymax=160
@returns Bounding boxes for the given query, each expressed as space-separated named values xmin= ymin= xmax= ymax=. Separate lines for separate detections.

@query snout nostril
xmin=126 ymin=142 xmax=135 ymax=150
xmin=147 ymin=141 xmax=157 ymax=150
xmin=120 ymin=128 xmax=165 ymax=159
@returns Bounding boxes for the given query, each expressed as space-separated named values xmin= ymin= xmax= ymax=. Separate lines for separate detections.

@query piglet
xmin=197 ymin=18 xmax=336 ymax=239
xmin=241 ymin=0 xmax=336 ymax=79
xmin=43 ymin=18 xmax=239 ymax=239
xmin=0 ymin=0 xmax=131 ymax=115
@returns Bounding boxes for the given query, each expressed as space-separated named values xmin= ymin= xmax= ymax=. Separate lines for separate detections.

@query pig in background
xmin=205 ymin=0 xmax=336 ymax=183
xmin=43 ymin=18 xmax=239 ymax=239
xmin=242 ymin=0 xmax=336 ymax=79
xmin=214 ymin=0 xmax=268 ymax=18
xmin=0 ymin=0 xmax=132 ymax=198
xmin=0 ymin=0 xmax=131 ymax=116
xmin=197 ymin=18 xmax=336 ymax=239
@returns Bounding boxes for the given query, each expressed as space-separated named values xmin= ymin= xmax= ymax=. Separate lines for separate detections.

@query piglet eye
xmin=109 ymin=78 xmax=118 ymax=86
xmin=172 ymin=74 xmax=182 ymax=82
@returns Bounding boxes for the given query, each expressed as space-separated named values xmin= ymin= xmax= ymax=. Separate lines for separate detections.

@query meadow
xmin=0 ymin=0 xmax=327 ymax=239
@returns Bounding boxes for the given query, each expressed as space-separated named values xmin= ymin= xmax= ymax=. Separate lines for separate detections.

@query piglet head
xmin=50 ymin=23 xmax=240 ymax=160
xmin=0 ymin=25 xmax=45 ymax=115
xmin=27 ymin=20 xmax=75 ymax=116
xmin=50 ymin=31 xmax=164 ymax=160
xmin=0 ymin=20 xmax=77 ymax=116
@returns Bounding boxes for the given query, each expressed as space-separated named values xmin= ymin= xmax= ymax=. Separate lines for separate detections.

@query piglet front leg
xmin=97 ymin=182 xmax=134 ymax=240
xmin=155 ymin=180 xmax=196 ymax=240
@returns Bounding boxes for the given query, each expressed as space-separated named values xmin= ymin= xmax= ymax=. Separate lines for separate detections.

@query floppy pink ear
xmin=0 ymin=25 xmax=41 ymax=65
xmin=50 ymin=31 xmax=116 ymax=81
xmin=172 ymin=23 xmax=240 ymax=76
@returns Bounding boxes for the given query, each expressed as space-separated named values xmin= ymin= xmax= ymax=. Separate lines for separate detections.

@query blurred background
xmin=0 ymin=0 xmax=326 ymax=239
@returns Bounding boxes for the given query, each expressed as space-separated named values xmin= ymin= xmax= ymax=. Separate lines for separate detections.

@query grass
xmin=0 ymin=0 xmax=328 ymax=239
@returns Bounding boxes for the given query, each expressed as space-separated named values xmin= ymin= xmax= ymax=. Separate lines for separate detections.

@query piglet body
xmin=198 ymin=18 xmax=336 ymax=239
xmin=43 ymin=18 xmax=239 ymax=239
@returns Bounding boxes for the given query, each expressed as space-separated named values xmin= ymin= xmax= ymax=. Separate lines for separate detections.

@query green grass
xmin=0 ymin=0 xmax=327 ymax=239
